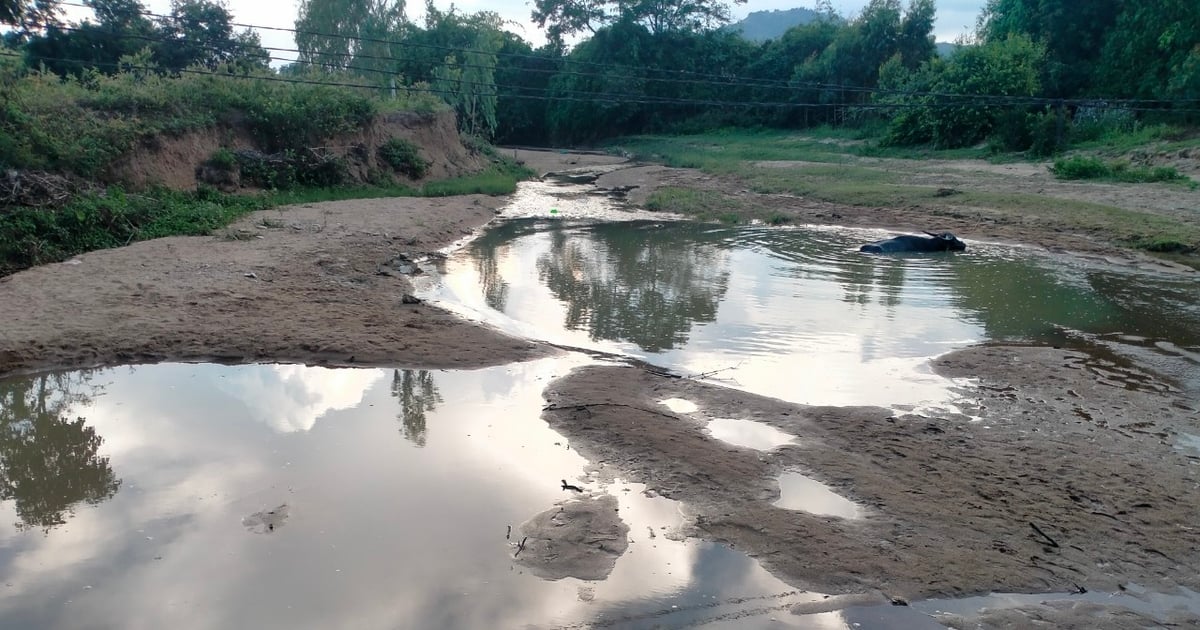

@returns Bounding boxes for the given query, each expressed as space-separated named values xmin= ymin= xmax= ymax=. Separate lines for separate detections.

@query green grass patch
xmin=1050 ymin=156 xmax=1191 ymax=183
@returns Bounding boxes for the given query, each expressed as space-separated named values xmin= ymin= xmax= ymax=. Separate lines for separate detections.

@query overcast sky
xmin=72 ymin=0 xmax=987 ymax=62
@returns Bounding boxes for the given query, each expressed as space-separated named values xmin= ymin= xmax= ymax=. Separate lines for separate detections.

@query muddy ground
xmin=2 ymin=149 xmax=1199 ymax=626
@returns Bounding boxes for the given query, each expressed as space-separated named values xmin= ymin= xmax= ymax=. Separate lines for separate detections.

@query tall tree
xmin=978 ymin=0 xmax=1121 ymax=97
xmin=294 ymin=0 xmax=406 ymax=75
xmin=153 ymin=0 xmax=269 ymax=72
xmin=0 ymin=0 xmax=59 ymax=31
xmin=25 ymin=0 xmax=156 ymax=76
xmin=1096 ymin=0 xmax=1200 ymax=100
xmin=531 ymin=0 xmax=745 ymax=46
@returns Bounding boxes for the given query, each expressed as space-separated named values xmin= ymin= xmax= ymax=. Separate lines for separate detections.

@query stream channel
xmin=0 ymin=170 xmax=1198 ymax=629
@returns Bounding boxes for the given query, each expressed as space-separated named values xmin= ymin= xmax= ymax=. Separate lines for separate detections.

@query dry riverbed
xmin=1 ymin=149 xmax=1198 ymax=627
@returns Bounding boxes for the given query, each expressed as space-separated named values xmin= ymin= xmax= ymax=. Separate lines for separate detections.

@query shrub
xmin=1050 ymin=156 xmax=1109 ymax=179
xmin=207 ymin=148 xmax=237 ymax=170
xmin=378 ymin=138 xmax=430 ymax=179
xmin=1050 ymin=156 xmax=1189 ymax=183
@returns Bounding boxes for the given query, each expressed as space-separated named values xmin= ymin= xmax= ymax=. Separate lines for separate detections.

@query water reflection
xmin=390 ymin=369 xmax=442 ymax=447
xmin=535 ymin=222 xmax=732 ymax=352
xmin=4 ymin=360 xmax=902 ymax=629
xmin=0 ymin=372 xmax=120 ymax=531
xmin=430 ymin=220 xmax=1200 ymax=407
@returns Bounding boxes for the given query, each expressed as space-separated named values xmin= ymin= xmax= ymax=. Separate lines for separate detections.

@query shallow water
xmin=0 ymin=360 xmax=1003 ymax=629
xmin=707 ymin=418 xmax=796 ymax=451
xmin=773 ymin=472 xmax=864 ymax=520
xmin=426 ymin=217 xmax=1200 ymax=408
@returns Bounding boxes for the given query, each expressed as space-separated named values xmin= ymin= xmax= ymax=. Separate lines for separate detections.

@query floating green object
xmin=550 ymin=208 xmax=559 ymax=214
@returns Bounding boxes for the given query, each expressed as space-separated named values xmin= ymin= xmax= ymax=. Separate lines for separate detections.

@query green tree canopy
xmin=978 ymin=0 xmax=1121 ymax=97
xmin=531 ymin=0 xmax=746 ymax=45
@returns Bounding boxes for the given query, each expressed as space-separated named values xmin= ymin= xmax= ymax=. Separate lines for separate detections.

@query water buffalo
xmin=859 ymin=231 xmax=966 ymax=254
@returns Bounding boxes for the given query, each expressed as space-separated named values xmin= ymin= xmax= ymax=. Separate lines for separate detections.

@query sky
xmin=68 ymin=0 xmax=988 ymax=63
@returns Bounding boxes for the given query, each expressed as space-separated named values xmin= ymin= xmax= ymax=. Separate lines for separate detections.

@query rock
xmin=242 ymin=504 xmax=289 ymax=534
xmin=401 ymin=294 xmax=422 ymax=304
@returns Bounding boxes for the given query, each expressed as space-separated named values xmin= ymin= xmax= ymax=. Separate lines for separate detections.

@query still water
xmin=0 ymin=360 xmax=947 ymax=629
xmin=426 ymin=218 xmax=1200 ymax=407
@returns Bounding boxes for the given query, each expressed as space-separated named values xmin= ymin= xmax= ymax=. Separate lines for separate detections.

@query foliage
xmin=0 ymin=63 xmax=436 ymax=178
xmin=881 ymin=35 xmax=1045 ymax=149
xmin=207 ymin=147 xmax=237 ymax=170
xmin=378 ymin=137 xmax=429 ymax=178
xmin=295 ymin=0 xmax=405 ymax=77
xmin=531 ymin=0 xmax=745 ymax=45
xmin=978 ymin=0 xmax=1121 ymax=97
xmin=0 ymin=159 xmax=534 ymax=274
xmin=1049 ymin=156 xmax=1190 ymax=183
xmin=24 ymin=0 xmax=269 ymax=76
xmin=1094 ymin=0 xmax=1200 ymax=101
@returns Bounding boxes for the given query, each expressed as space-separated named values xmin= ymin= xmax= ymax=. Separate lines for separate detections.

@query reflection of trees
xmin=0 ymin=372 xmax=121 ymax=531
xmin=390 ymin=370 xmax=443 ymax=447
xmin=534 ymin=222 xmax=732 ymax=352
xmin=943 ymin=258 xmax=1118 ymax=341
xmin=468 ymin=220 xmax=541 ymax=312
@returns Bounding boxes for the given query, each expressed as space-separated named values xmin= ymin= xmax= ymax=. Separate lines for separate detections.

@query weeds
xmin=1050 ymin=156 xmax=1189 ymax=183
xmin=378 ymin=138 xmax=430 ymax=179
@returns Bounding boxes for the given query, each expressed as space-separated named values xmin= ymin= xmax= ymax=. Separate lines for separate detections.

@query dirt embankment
xmin=542 ymin=345 xmax=1200 ymax=602
xmin=111 ymin=110 xmax=484 ymax=191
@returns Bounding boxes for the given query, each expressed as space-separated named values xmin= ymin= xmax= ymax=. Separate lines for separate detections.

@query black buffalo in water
xmin=859 ymin=231 xmax=967 ymax=254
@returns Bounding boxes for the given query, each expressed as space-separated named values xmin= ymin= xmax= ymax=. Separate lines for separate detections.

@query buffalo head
xmin=922 ymin=231 xmax=967 ymax=251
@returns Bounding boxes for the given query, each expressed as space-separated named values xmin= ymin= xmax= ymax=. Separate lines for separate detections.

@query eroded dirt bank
xmin=542 ymin=346 xmax=1200 ymax=605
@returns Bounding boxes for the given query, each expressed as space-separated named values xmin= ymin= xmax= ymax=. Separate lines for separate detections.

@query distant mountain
xmin=936 ymin=42 xmax=963 ymax=57
xmin=726 ymin=8 xmax=821 ymax=42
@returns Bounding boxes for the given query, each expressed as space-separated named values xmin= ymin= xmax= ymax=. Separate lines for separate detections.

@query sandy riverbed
xmin=1 ymin=149 xmax=1198 ymax=627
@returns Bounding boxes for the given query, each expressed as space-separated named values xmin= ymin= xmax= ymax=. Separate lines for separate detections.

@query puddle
xmin=659 ymin=398 xmax=698 ymax=413
xmin=0 ymin=360 xmax=907 ymax=629
xmin=913 ymin=584 xmax=1200 ymax=625
xmin=707 ymin=418 xmax=796 ymax=450
xmin=426 ymin=212 xmax=1200 ymax=409
xmin=773 ymin=472 xmax=864 ymax=519
xmin=1176 ymin=432 xmax=1200 ymax=456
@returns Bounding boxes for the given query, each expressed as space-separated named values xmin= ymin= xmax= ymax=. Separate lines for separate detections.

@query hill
xmin=727 ymin=8 xmax=820 ymax=42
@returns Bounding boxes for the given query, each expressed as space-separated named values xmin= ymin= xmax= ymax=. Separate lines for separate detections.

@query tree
xmin=153 ymin=0 xmax=269 ymax=73
xmin=882 ymin=34 xmax=1045 ymax=148
xmin=0 ymin=0 xmax=59 ymax=31
xmin=24 ymin=0 xmax=156 ymax=76
xmin=422 ymin=4 xmax=505 ymax=137
xmin=978 ymin=0 xmax=1121 ymax=97
xmin=294 ymin=0 xmax=406 ymax=75
xmin=531 ymin=0 xmax=745 ymax=46
xmin=1096 ymin=0 xmax=1200 ymax=100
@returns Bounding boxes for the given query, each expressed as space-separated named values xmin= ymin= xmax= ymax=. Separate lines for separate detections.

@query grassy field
xmin=616 ymin=128 xmax=1200 ymax=261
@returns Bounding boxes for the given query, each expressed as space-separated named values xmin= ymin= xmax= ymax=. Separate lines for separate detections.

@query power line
xmin=55 ymin=1 xmax=1200 ymax=109
xmin=18 ymin=13 xmax=1200 ymax=114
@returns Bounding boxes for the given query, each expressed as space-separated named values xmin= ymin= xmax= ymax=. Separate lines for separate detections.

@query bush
xmin=1050 ymin=155 xmax=1189 ymax=183
xmin=378 ymin=138 xmax=430 ymax=179
xmin=207 ymin=148 xmax=237 ymax=171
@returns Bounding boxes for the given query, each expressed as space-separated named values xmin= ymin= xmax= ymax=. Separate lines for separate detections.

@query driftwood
xmin=0 ymin=170 xmax=93 ymax=209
